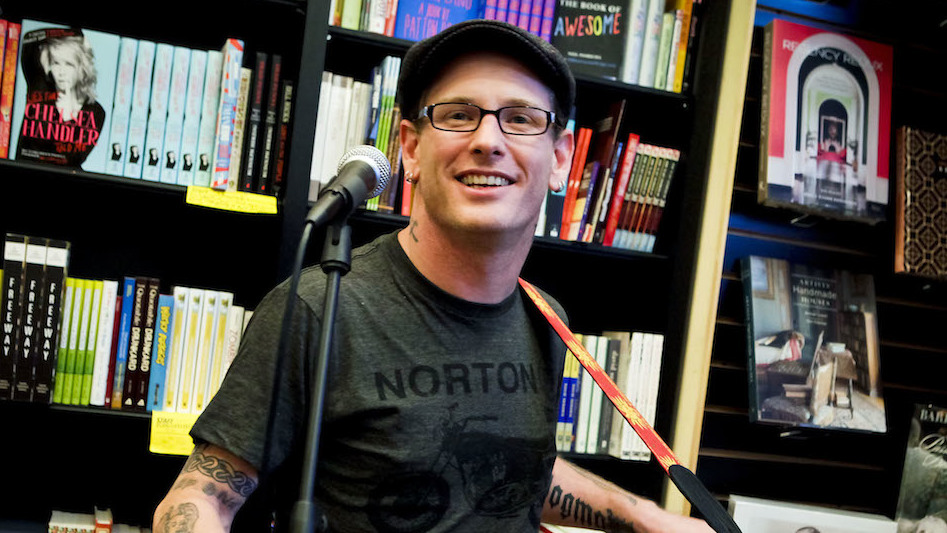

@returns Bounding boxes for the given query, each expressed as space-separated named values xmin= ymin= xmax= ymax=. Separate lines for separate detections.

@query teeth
xmin=459 ymin=174 xmax=511 ymax=187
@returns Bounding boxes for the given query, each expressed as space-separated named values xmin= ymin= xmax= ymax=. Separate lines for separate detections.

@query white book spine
xmin=205 ymin=292 xmax=233 ymax=401
xmin=89 ymin=280 xmax=118 ymax=406
xmin=123 ymin=41 xmax=157 ymax=179
xmin=309 ymin=71 xmax=334 ymax=201
xmin=174 ymin=288 xmax=205 ymax=412
xmin=620 ymin=0 xmax=648 ymax=84
xmin=105 ymin=38 xmax=139 ymax=176
xmin=220 ymin=304 xmax=245 ymax=388
xmin=633 ymin=333 xmax=654 ymax=459
xmin=189 ymin=290 xmax=219 ymax=413
xmin=637 ymin=0 xmax=666 ymax=88
xmin=194 ymin=51 xmax=224 ymax=187
xmin=574 ymin=335 xmax=597 ymax=454
xmin=164 ymin=286 xmax=190 ymax=412
xmin=621 ymin=332 xmax=644 ymax=460
xmin=177 ymin=50 xmax=208 ymax=186
xmin=211 ymin=39 xmax=246 ymax=190
xmin=641 ymin=333 xmax=664 ymax=461
xmin=586 ymin=334 xmax=608 ymax=454
xmin=664 ymin=10 xmax=683 ymax=92
xmin=159 ymin=46 xmax=193 ymax=184
xmin=320 ymin=74 xmax=355 ymax=187
xmin=142 ymin=43 xmax=175 ymax=181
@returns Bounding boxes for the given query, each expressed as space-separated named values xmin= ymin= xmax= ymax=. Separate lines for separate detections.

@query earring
xmin=405 ymin=172 xmax=417 ymax=184
xmin=553 ymin=180 xmax=565 ymax=192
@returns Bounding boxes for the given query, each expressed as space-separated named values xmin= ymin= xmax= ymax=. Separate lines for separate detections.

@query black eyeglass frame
xmin=416 ymin=102 xmax=562 ymax=136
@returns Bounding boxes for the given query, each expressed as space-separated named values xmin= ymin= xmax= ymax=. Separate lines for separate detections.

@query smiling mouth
xmin=458 ymin=174 xmax=512 ymax=188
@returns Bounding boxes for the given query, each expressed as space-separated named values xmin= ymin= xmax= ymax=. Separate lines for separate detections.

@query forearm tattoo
xmin=181 ymin=446 xmax=257 ymax=498
xmin=545 ymin=484 xmax=636 ymax=533
xmin=156 ymin=502 xmax=198 ymax=533
xmin=202 ymin=481 xmax=243 ymax=511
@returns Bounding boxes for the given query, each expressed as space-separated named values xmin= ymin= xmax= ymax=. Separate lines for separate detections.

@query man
xmin=153 ymin=20 xmax=712 ymax=533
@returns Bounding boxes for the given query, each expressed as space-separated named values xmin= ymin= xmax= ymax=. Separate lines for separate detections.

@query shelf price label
xmin=150 ymin=411 xmax=200 ymax=456
xmin=185 ymin=186 xmax=278 ymax=214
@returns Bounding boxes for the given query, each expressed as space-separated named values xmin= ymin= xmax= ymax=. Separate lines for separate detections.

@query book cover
xmin=193 ymin=50 xmax=223 ymax=187
xmin=103 ymin=37 xmax=138 ymax=176
xmin=393 ymin=0 xmax=484 ymax=41
xmin=158 ymin=46 xmax=193 ymax=185
xmin=176 ymin=49 xmax=208 ymax=186
xmin=33 ymin=239 xmax=68 ymax=404
xmin=239 ymin=51 xmax=267 ymax=193
xmin=51 ymin=277 xmax=74 ymax=404
xmin=10 ymin=21 xmax=121 ymax=173
xmin=227 ymin=66 xmax=251 ymax=191
xmin=257 ymin=53 xmax=282 ymax=194
xmin=122 ymin=40 xmax=156 ymax=179
xmin=210 ymin=38 xmax=245 ymax=191
xmin=110 ymin=276 xmax=136 ymax=409
xmin=1 ymin=234 xmax=27 ymax=399
xmin=549 ymin=0 xmax=627 ymax=80
xmin=0 ymin=22 xmax=21 ymax=159
xmin=759 ymin=18 xmax=893 ymax=224
xmin=89 ymin=279 xmax=117 ymax=406
xmin=895 ymin=404 xmax=947 ymax=532
xmin=140 ymin=43 xmax=174 ymax=182
xmin=741 ymin=256 xmax=886 ymax=433
xmin=11 ymin=237 xmax=46 ymax=402
xmin=163 ymin=286 xmax=189 ymax=412
xmin=133 ymin=277 xmax=160 ymax=411
xmin=894 ymin=126 xmax=947 ymax=280
xmin=729 ymin=495 xmax=896 ymax=532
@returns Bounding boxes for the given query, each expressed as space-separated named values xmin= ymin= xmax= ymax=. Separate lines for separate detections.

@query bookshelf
xmin=694 ymin=0 xmax=947 ymax=520
xmin=0 ymin=0 xmax=756 ymax=529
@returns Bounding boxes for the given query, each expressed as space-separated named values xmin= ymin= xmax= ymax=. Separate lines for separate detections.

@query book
xmin=651 ymin=12 xmax=674 ymax=91
xmin=110 ymin=277 xmax=136 ymax=409
xmin=393 ymin=0 xmax=484 ymax=41
xmin=77 ymin=280 xmax=103 ymax=405
xmin=559 ymin=126 xmax=592 ymax=239
xmin=0 ymin=21 xmax=7 ymax=135
xmin=33 ymin=239 xmax=68 ymax=404
xmin=51 ymin=277 xmax=74 ymax=404
xmin=270 ymin=80 xmax=294 ymax=197
xmin=549 ymin=0 xmax=627 ymax=80
xmin=257 ymin=54 xmax=282 ymax=194
xmin=239 ymin=52 xmax=268 ymax=193
xmin=174 ymin=287 xmax=205 ymax=413
xmin=158 ymin=46 xmax=193 ymax=185
xmin=309 ymin=71 xmax=334 ymax=200
xmin=141 ymin=43 xmax=175 ymax=182
xmin=101 ymin=289 xmax=122 ymax=404
xmin=759 ymin=18 xmax=893 ymax=224
xmin=11 ymin=238 xmax=46 ymax=402
xmin=618 ymin=0 xmax=646 ymax=84
xmin=636 ymin=0 xmax=665 ymax=88
xmin=601 ymin=330 xmax=630 ymax=458
xmin=0 ymin=22 xmax=21 ymax=159
xmin=103 ymin=38 xmax=138 ymax=176
xmin=895 ymin=404 xmax=947 ymax=532
xmin=1 ymin=234 xmax=27 ymax=399
xmin=601 ymin=132 xmax=640 ymax=246
xmin=668 ymin=0 xmax=693 ymax=93
xmin=10 ymin=21 xmax=121 ymax=173
xmin=64 ymin=278 xmax=92 ymax=405
xmin=729 ymin=495 xmax=896 ymax=532
xmin=193 ymin=50 xmax=224 ymax=187
xmin=211 ymin=38 xmax=246 ymax=191
xmin=227 ymin=66 xmax=252 ymax=191
xmin=741 ymin=256 xmax=886 ymax=433
xmin=163 ymin=286 xmax=189 ymax=412
xmin=203 ymin=291 xmax=233 ymax=405
xmin=177 ymin=49 xmax=208 ymax=186
xmin=190 ymin=290 xmax=220 ymax=413
xmin=894 ymin=126 xmax=947 ymax=280
xmin=122 ymin=40 xmax=157 ymax=179
xmin=120 ymin=277 xmax=147 ymax=409
xmin=89 ymin=279 xmax=118 ymax=406
xmin=133 ymin=278 xmax=160 ymax=410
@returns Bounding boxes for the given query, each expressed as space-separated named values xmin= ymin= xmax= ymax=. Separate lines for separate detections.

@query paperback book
xmin=759 ymin=18 xmax=893 ymax=223
xmin=549 ymin=0 xmax=627 ymax=80
xmin=896 ymin=404 xmax=947 ymax=533
xmin=741 ymin=255 xmax=886 ymax=433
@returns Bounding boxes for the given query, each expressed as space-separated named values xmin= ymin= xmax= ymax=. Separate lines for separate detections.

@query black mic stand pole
xmin=289 ymin=217 xmax=353 ymax=533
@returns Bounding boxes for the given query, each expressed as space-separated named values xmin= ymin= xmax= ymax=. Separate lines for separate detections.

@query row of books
xmin=310 ymin=56 xmax=406 ymax=212
xmin=0 ymin=19 xmax=293 ymax=196
xmin=557 ymin=331 xmax=664 ymax=462
xmin=49 ymin=508 xmax=148 ymax=533
xmin=0 ymin=234 xmax=251 ymax=414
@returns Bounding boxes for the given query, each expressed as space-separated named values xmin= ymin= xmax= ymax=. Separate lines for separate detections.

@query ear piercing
xmin=405 ymin=171 xmax=417 ymax=184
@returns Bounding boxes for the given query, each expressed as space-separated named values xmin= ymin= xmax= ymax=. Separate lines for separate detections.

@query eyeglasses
xmin=417 ymin=103 xmax=559 ymax=136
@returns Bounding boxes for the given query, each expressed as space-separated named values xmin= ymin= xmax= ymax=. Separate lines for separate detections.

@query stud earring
xmin=553 ymin=180 xmax=565 ymax=192
xmin=405 ymin=172 xmax=417 ymax=184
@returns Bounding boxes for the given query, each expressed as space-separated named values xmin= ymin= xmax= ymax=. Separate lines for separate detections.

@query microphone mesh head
xmin=338 ymin=145 xmax=392 ymax=199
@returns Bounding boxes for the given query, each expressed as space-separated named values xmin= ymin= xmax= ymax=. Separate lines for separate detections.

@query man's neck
xmin=397 ymin=219 xmax=534 ymax=304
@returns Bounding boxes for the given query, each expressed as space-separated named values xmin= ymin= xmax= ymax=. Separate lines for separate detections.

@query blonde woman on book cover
xmin=153 ymin=20 xmax=712 ymax=533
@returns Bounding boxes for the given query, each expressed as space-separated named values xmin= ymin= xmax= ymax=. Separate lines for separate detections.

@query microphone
xmin=306 ymin=145 xmax=392 ymax=226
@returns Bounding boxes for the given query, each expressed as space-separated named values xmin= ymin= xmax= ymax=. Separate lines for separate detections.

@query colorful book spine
xmin=122 ymin=40 xmax=157 ymax=179
xmin=539 ymin=0 xmax=555 ymax=41
xmin=77 ymin=280 xmax=103 ymax=405
xmin=121 ymin=277 xmax=148 ymax=409
xmin=133 ymin=278 xmax=160 ymax=411
xmin=239 ymin=52 xmax=268 ymax=193
xmin=227 ymin=67 xmax=252 ymax=191
xmin=89 ymin=279 xmax=118 ymax=406
xmin=637 ymin=0 xmax=665 ymax=88
xmin=1 ymin=234 xmax=26 ymax=399
xmin=11 ymin=238 xmax=46 ymax=402
xmin=193 ymin=51 xmax=224 ymax=187
xmin=602 ymin=132 xmax=640 ymax=247
xmin=51 ymin=278 xmax=75 ymax=405
xmin=104 ymin=38 xmax=139 ymax=176
xmin=65 ymin=279 xmax=92 ymax=405
xmin=210 ymin=38 xmax=246 ymax=191
xmin=141 ymin=44 xmax=175 ymax=181
xmin=33 ymin=240 xmax=68 ymax=404
xmin=177 ymin=49 xmax=208 ymax=186
xmin=110 ymin=277 xmax=136 ymax=409
xmin=257 ymin=54 xmax=283 ymax=194
xmin=0 ymin=23 xmax=20 ymax=158
xmin=164 ymin=286 xmax=190 ymax=412
xmin=147 ymin=294 xmax=175 ymax=412
xmin=159 ymin=46 xmax=193 ymax=184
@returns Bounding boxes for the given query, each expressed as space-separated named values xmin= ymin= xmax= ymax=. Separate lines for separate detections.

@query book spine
xmin=164 ymin=286 xmax=190 ymax=412
xmin=190 ymin=290 xmax=220 ymax=413
xmin=89 ymin=279 xmax=118 ymax=406
xmin=121 ymin=277 xmax=147 ymax=409
xmin=204 ymin=292 xmax=233 ymax=404
xmin=219 ymin=304 xmax=245 ymax=390
xmin=0 ymin=21 xmax=7 ymax=145
xmin=194 ymin=51 xmax=224 ymax=187
xmin=670 ymin=0 xmax=692 ymax=93
xmin=102 ymin=290 xmax=122 ymax=404
xmin=620 ymin=0 xmax=646 ymax=84
xmin=495 ymin=0 xmax=510 ymax=26
xmin=602 ymin=133 xmax=640 ymax=246
xmin=0 ymin=23 xmax=20 ymax=158
xmin=516 ymin=0 xmax=532 ymax=31
xmin=211 ymin=39 xmax=246 ymax=191
xmin=34 ymin=240 xmax=68 ymax=404
xmin=1 ymin=234 xmax=27 ymax=399
xmin=12 ymin=238 xmax=46 ymax=402
xmin=78 ymin=280 xmax=104 ymax=405
xmin=528 ymin=0 xmax=543 ymax=35
xmin=134 ymin=278 xmax=160 ymax=411
xmin=539 ymin=0 xmax=555 ymax=41
xmin=664 ymin=10 xmax=683 ymax=91
xmin=227 ymin=67 xmax=252 ymax=191
xmin=177 ymin=50 xmax=208 ymax=186
xmin=104 ymin=38 xmax=139 ymax=176
xmin=159 ymin=46 xmax=193 ymax=184
xmin=110 ymin=277 xmax=136 ymax=409
xmin=175 ymin=288 xmax=205 ymax=413
xmin=271 ymin=80 xmax=294 ymax=198
xmin=368 ymin=0 xmax=390 ymax=33
xmin=66 ymin=279 xmax=92 ymax=405
xmin=123 ymin=41 xmax=157 ymax=179
xmin=147 ymin=294 xmax=175 ymax=412
xmin=652 ymin=12 xmax=675 ymax=91
xmin=51 ymin=278 xmax=75 ymax=405
xmin=257 ymin=54 xmax=283 ymax=194
xmin=636 ymin=0 xmax=664 ymax=88
xmin=240 ymin=52 xmax=268 ymax=193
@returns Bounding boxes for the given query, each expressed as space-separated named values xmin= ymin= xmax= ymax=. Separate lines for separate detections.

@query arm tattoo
xmin=545 ymin=484 xmax=635 ymax=533
xmin=182 ymin=446 xmax=257 ymax=497
xmin=202 ymin=482 xmax=243 ymax=511
xmin=156 ymin=502 xmax=199 ymax=533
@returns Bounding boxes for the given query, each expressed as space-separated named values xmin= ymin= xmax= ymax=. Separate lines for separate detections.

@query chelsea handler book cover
xmin=9 ymin=20 xmax=120 ymax=173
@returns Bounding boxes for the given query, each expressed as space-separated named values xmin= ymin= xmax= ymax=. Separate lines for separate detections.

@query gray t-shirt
xmin=192 ymin=231 xmax=568 ymax=532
